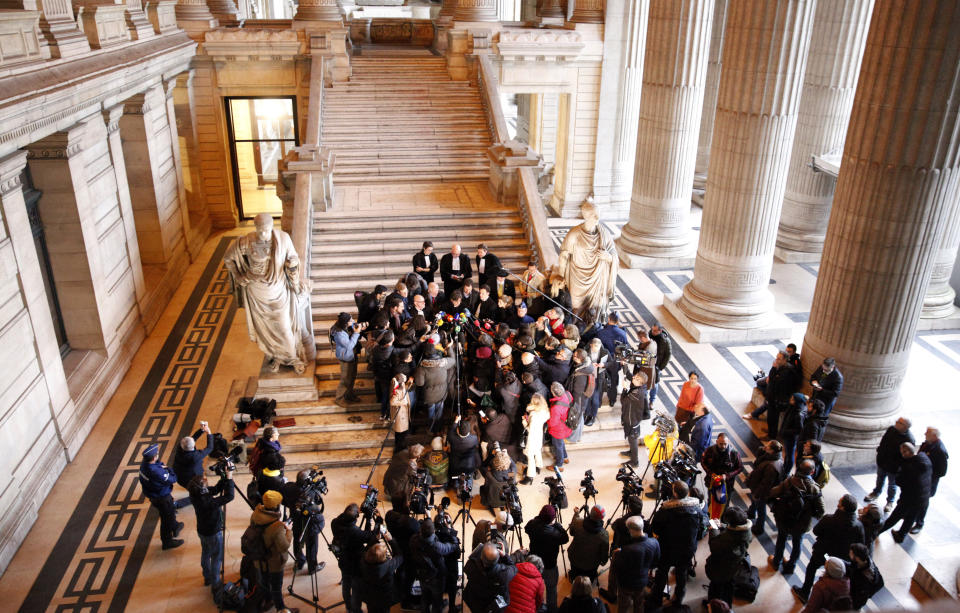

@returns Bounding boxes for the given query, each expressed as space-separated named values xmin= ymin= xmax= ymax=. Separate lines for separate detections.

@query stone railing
xmin=477 ymin=53 xmax=508 ymax=144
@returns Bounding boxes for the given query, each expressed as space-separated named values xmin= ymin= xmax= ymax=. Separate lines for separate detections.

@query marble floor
xmin=0 ymin=193 xmax=957 ymax=612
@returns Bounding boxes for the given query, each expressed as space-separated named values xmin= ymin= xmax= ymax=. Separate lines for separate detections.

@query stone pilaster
xmin=18 ymin=0 xmax=92 ymax=58
xmin=591 ymin=0 xmax=649 ymax=220
xmin=439 ymin=0 xmax=456 ymax=18
xmin=162 ymin=76 xmax=197 ymax=260
xmin=173 ymin=0 xmax=218 ymax=39
xmin=617 ymin=0 xmax=712 ymax=269
xmin=568 ymin=0 xmax=603 ymax=23
xmin=454 ymin=0 xmax=498 ymax=21
xmin=775 ymin=0 xmax=873 ymax=263
xmin=123 ymin=0 xmax=156 ymax=39
xmin=537 ymin=0 xmax=564 ymax=19
xmin=294 ymin=0 xmax=341 ymax=23
xmin=692 ymin=0 xmax=726 ymax=193
xmin=206 ymin=0 xmax=239 ymax=23
xmin=802 ymin=1 xmax=960 ymax=446
xmin=663 ymin=0 xmax=815 ymax=341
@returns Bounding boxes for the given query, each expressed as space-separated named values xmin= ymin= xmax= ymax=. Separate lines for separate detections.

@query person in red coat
xmin=507 ymin=557 xmax=546 ymax=613
xmin=548 ymin=382 xmax=574 ymax=471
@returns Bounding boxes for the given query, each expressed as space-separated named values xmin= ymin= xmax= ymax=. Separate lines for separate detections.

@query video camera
xmin=296 ymin=467 xmax=328 ymax=515
xmin=651 ymin=410 xmax=677 ymax=438
xmin=209 ymin=444 xmax=243 ymax=478
xmin=500 ymin=478 xmax=523 ymax=525
xmin=753 ymin=369 xmax=767 ymax=382
xmin=614 ymin=342 xmax=653 ymax=368
xmin=451 ymin=472 xmax=473 ymax=503
xmin=409 ymin=468 xmax=433 ymax=516
xmin=360 ymin=484 xmax=379 ymax=519
xmin=615 ymin=463 xmax=644 ymax=500
xmin=653 ymin=451 xmax=702 ymax=499
xmin=543 ymin=467 xmax=568 ymax=510
xmin=579 ymin=469 xmax=599 ymax=499
xmin=435 ymin=496 xmax=454 ymax=530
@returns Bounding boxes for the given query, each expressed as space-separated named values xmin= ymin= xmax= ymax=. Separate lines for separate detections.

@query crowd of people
xmin=133 ymin=240 xmax=950 ymax=613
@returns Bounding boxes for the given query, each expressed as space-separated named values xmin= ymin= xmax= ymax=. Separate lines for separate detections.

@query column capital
xmin=568 ymin=0 xmax=603 ymax=24
xmin=26 ymin=125 xmax=87 ymax=160
xmin=0 ymin=150 xmax=29 ymax=197
xmin=102 ymin=104 xmax=125 ymax=134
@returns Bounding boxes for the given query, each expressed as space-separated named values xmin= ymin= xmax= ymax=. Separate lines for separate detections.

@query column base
xmin=818 ymin=440 xmax=875 ymax=468
xmin=662 ymin=293 xmax=794 ymax=343
xmin=256 ymin=358 xmax=318 ymax=402
xmin=773 ymin=245 xmax=822 ymax=264
xmin=617 ymin=243 xmax=695 ymax=270
xmin=917 ymin=305 xmax=960 ymax=330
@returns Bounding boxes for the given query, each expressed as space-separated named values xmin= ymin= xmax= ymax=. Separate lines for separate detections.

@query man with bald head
xmin=439 ymin=243 xmax=472 ymax=296
xmin=463 ymin=542 xmax=520 ymax=613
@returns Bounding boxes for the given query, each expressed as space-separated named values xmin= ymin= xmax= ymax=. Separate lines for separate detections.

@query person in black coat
xmin=173 ymin=423 xmax=214 ymax=491
xmin=619 ymin=370 xmax=649 ymax=468
xmin=915 ymin=427 xmax=949 ymax=532
xmin=648 ymin=481 xmax=702 ymax=605
xmin=809 ymin=356 xmax=843 ymax=416
xmin=745 ymin=439 xmax=783 ymax=536
xmin=439 ymin=244 xmax=472 ymax=295
xmin=559 ymin=576 xmax=608 ymax=613
xmin=475 ymin=284 xmax=499 ymax=321
xmin=865 ymin=416 xmax=915 ymax=510
xmin=187 ymin=470 xmax=235 ymax=590
xmin=794 ymin=494 xmax=865 ymax=600
xmin=448 ymin=417 xmax=481 ymax=478
xmin=475 ymin=243 xmax=502 ymax=289
xmin=463 ymin=542 xmax=518 ymax=613
xmin=748 ymin=351 xmax=800 ymax=435
xmin=385 ymin=504 xmax=421 ymax=608
xmin=779 ymin=393 xmax=807 ymax=478
xmin=612 ymin=516 xmax=660 ymax=610
xmin=846 ymin=543 xmax=885 ymax=610
xmin=800 ymin=398 xmax=828 ymax=443
xmin=359 ymin=285 xmax=388 ymax=324
xmin=769 ymin=460 xmax=825 ymax=574
xmin=526 ymin=505 xmax=570 ymax=612
xmin=413 ymin=241 xmax=439 ymax=283
xmin=878 ymin=442 xmax=933 ymax=542
xmin=491 ymin=268 xmax=516 ymax=301
xmin=331 ymin=504 xmax=377 ymax=612
xmin=539 ymin=348 xmax=573 ymax=389
xmin=410 ymin=518 xmax=460 ymax=613
xmin=359 ymin=537 xmax=403 ymax=613
xmin=496 ymin=370 xmax=522 ymax=430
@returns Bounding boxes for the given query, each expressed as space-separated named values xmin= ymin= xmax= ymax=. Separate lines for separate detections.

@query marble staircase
xmin=322 ymin=55 xmax=491 ymax=183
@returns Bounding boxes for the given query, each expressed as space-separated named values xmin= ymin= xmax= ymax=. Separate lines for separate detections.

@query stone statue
xmin=224 ymin=214 xmax=309 ymax=374
xmin=558 ymin=198 xmax=618 ymax=319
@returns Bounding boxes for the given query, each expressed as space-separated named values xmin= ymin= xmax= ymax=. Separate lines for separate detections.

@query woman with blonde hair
xmin=521 ymin=394 xmax=550 ymax=484
xmin=390 ymin=373 xmax=411 ymax=450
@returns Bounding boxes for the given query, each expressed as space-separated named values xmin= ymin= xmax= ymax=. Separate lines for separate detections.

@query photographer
xmin=281 ymin=469 xmax=326 ymax=574
xmin=568 ymin=506 xmax=609 ymax=586
xmin=331 ymin=312 xmax=366 ymax=408
xmin=435 ymin=507 xmax=462 ymax=611
xmin=634 ymin=328 xmax=658 ymax=399
xmin=359 ymin=533 xmax=403 ymax=613
xmin=481 ymin=446 xmax=517 ymax=509
xmin=410 ymin=517 xmax=461 ymax=613
xmin=648 ymin=323 xmax=672 ymax=408
xmin=383 ymin=443 xmax=425 ymax=509
xmin=649 ymin=481 xmax=702 ymax=607
xmin=188 ymin=466 xmax=235 ymax=592
xmin=385 ymin=502 xmax=420 ymax=609
xmin=464 ymin=542 xmax=521 ymax=613
xmin=244 ymin=490 xmax=295 ymax=613
xmin=173 ymin=421 xmax=214 ymax=498
xmin=331 ymin=503 xmax=378 ymax=613
xmin=704 ymin=506 xmax=753 ymax=606
xmin=619 ymin=370 xmax=649 ymax=468
xmin=526 ymin=505 xmax=570 ymax=612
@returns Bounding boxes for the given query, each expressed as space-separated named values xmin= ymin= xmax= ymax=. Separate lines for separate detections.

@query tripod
xmin=552 ymin=503 xmax=569 ymax=577
xmin=453 ymin=493 xmax=478 ymax=608
xmin=641 ymin=434 xmax=669 ymax=521
xmin=286 ymin=512 xmax=341 ymax=612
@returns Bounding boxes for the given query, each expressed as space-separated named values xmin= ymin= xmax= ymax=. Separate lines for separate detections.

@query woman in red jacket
xmin=507 ymin=556 xmax=546 ymax=613
xmin=548 ymin=382 xmax=574 ymax=471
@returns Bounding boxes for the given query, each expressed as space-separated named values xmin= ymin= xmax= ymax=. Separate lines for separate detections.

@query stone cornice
xmin=495 ymin=29 xmax=584 ymax=62
xmin=203 ymin=27 xmax=303 ymax=60
xmin=0 ymin=33 xmax=196 ymax=159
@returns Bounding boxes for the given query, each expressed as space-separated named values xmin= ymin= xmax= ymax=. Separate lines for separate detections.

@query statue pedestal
xmin=255 ymin=358 xmax=318 ymax=402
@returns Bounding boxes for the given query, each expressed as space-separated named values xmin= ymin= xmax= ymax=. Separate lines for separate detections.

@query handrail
xmin=477 ymin=54 xmax=509 ymax=144
xmin=518 ymin=166 xmax=559 ymax=271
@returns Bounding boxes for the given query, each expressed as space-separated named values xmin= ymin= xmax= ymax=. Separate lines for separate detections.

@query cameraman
xmin=568 ymin=506 xmax=609 ymax=586
xmin=281 ymin=470 xmax=326 ymax=574
xmin=385 ymin=502 xmax=420 ymax=610
xmin=331 ymin=312 xmax=366 ymax=408
xmin=601 ymin=495 xmax=645 ymax=603
xmin=649 ymin=481 xmax=702 ymax=606
xmin=331 ymin=503 xmax=378 ymax=613
xmin=463 ymin=543 xmax=521 ymax=613
xmin=619 ymin=370 xmax=649 ymax=468
xmin=525 ymin=504 xmax=569 ymax=612
xmin=448 ymin=416 xmax=481 ymax=479
xmin=410 ymin=517 xmax=460 ymax=613
xmin=187 ymin=465 xmax=235 ymax=592
xmin=173 ymin=421 xmax=214 ymax=506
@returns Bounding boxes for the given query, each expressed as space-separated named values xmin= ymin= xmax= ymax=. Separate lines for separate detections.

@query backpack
xmin=583 ymin=372 xmax=596 ymax=398
xmin=775 ymin=482 xmax=817 ymax=521
xmin=240 ymin=522 xmax=271 ymax=561
xmin=247 ymin=443 xmax=264 ymax=477
xmin=564 ymin=398 xmax=583 ymax=430
xmin=732 ymin=557 xmax=760 ymax=602
xmin=215 ymin=580 xmax=247 ymax=610
xmin=816 ymin=461 xmax=832 ymax=487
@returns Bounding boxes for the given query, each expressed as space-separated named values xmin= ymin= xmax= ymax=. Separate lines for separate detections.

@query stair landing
xmin=333 ymin=180 xmax=499 ymax=214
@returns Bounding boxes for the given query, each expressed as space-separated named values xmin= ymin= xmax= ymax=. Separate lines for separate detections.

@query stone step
xmin=271 ymin=429 xmax=391 ymax=453
xmin=253 ymin=410 xmax=386 ymax=436
xmin=308 ymin=256 xmax=531 ymax=280
xmin=334 ymin=162 xmax=489 ymax=174
xmin=312 ymin=209 xmax=517 ymax=225
xmin=325 ymin=87 xmax=478 ymax=97
xmin=321 ymin=132 xmax=489 ymax=142
xmin=322 ymin=119 xmax=488 ymax=131
xmin=311 ymin=227 xmax=524 ymax=247
xmin=334 ymin=172 xmax=490 ymax=184
xmin=231 ymin=447 xmax=393 ymax=473
xmin=323 ymin=106 xmax=484 ymax=117
xmin=333 ymin=147 xmax=489 ymax=159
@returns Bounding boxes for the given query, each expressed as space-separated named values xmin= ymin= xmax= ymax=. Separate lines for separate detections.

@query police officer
xmin=138 ymin=443 xmax=183 ymax=550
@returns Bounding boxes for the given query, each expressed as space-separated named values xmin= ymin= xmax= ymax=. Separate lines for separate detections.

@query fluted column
xmin=775 ymin=0 xmax=873 ymax=262
xmin=206 ymin=0 xmax=239 ymax=23
xmin=618 ymin=0 xmax=713 ymax=268
xmin=174 ymin=0 xmax=218 ymax=38
xmin=591 ymin=0 xmax=650 ymax=219
xmin=922 ymin=209 xmax=960 ymax=320
xmin=537 ymin=0 xmax=564 ymax=19
xmin=691 ymin=0 xmax=727 ymax=193
xmin=568 ymin=0 xmax=602 ymax=23
xmin=802 ymin=1 xmax=960 ymax=446
xmin=454 ymin=0 xmax=498 ymax=21
xmin=664 ymin=0 xmax=815 ymax=341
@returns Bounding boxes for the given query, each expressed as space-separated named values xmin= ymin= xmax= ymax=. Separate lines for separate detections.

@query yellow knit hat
xmin=262 ymin=490 xmax=283 ymax=509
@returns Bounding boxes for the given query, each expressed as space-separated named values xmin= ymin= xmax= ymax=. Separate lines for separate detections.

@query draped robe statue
xmin=558 ymin=200 xmax=618 ymax=319
xmin=224 ymin=214 xmax=308 ymax=374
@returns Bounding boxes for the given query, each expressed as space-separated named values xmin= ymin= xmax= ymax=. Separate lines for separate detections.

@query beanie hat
xmin=262 ymin=490 xmax=283 ymax=509
xmin=431 ymin=436 xmax=443 ymax=451
xmin=476 ymin=346 xmax=493 ymax=359
xmin=539 ymin=505 xmax=557 ymax=522
xmin=825 ymin=556 xmax=845 ymax=579
xmin=521 ymin=352 xmax=534 ymax=365
xmin=180 ymin=436 xmax=195 ymax=451
xmin=498 ymin=344 xmax=512 ymax=359
xmin=589 ymin=505 xmax=605 ymax=521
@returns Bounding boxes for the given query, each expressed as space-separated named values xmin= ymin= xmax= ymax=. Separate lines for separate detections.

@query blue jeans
xmin=872 ymin=467 xmax=899 ymax=503
xmin=649 ymin=368 xmax=661 ymax=407
xmin=552 ymin=437 xmax=566 ymax=465
xmin=199 ymin=532 xmax=223 ymax=587
xmin=773 ymin=528 xmax=804 ymax=570
xmin=425 ymin=402 xmax=444 ymax=433
xmin=781 ymin=436 xmax=798 ymax=478
xmin=746 ymin=496 xmax=768 ymax=534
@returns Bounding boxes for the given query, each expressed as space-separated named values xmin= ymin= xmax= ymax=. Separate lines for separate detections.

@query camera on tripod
xmin=614 ymin=342 xmax=653 ymax=367
xmin=409 ymin=468 xmax=433 ymax=516
xmin=499 ymin=478 xmax=523 ymax=525
xmin=451 ymin=472 xmax=473 ymax=503
xmin=615 ymin=463 xmax=643 ymax=499
xmin=296 ymin=467 xmax=328 ymax=516
xmin=435 ymin=496 xmax=454 ymax=530
xmin=543 ymin=471 xmax=568 ymax=510
xmin=651 ymin=410 xmax=677 ymax=437
xmin=579 ymin=469 xmax=599 ymax=499
xmin=209 ymin=444 xmax=243 ymax=478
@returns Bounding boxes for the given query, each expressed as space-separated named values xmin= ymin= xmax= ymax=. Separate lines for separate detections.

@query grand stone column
xmin=691 ymin=0 xmax=727 ymax=194
xmin=617 ymin=0 xmax=713 ymax=269
xmin=206 ymin=0 xmax=240 ymax=23
xmin=663 ymin=0 xmax=815 ymax=342
xmin=591 ymin=0 xmax=649 ymax=220
xmin=775 ymin=0 xmax=873 ymax=262
xmin=922 ymin=209 xmax=960 ymax=320
xmin=454 ymin=0 xmax=499 ymax=21
xmin=537 ymin=0 xmax=564 ymax=20
xmin=174 ymin=0 xmax=218 ymax=38
xmin=802 ymin=1 xmax=960 ymax=446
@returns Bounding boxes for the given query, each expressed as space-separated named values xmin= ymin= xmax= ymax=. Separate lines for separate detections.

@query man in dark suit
xmin=460 ymin=278 xmax=480 ymax=314
xmin=491 ymin=268 xmax=515 ymax=301
xmin=412 ymin=241 xmax=439 ymax=283
xmin=809 ymin=357 xmax=843 ymax=416
xmin=425 ymin=282 xmax=445 ymax=314
xmin=439 ymin=243 xmax=471 ymax=295
xmin=475 ymin=243 xmax=501 ymax=289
